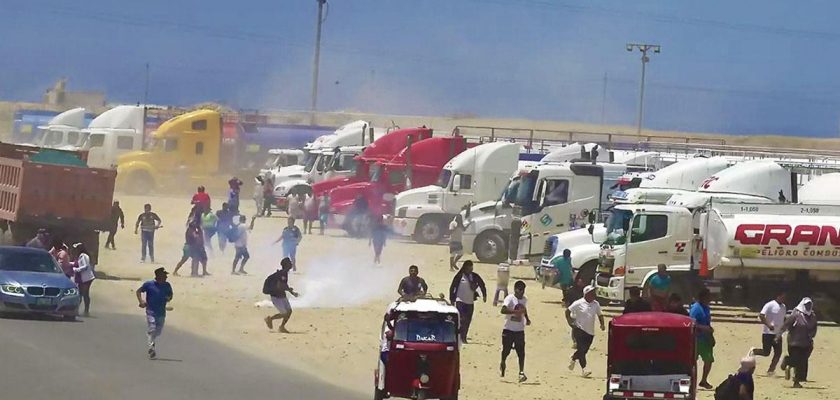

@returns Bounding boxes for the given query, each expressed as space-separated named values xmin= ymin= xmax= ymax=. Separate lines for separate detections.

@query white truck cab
xmin=262 ymin=149 xmax=305 ymax=172
xmin=392 ymin=142 xmax=521 ymax=243
xmin=77 ymin=105 xmax=146 ymax=168
xmin=33 ymin=107 xmax=88 ymax=149
xmin=594 ymin=159 xmax=796 ymax=303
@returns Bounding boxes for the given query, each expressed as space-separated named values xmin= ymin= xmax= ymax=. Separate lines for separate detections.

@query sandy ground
xmin=88 ymin=191 xmax=840 ymax=400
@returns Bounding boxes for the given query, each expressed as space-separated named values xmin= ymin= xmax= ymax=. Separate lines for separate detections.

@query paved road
xmin=0 ymin=310 xmax=366 ymax=400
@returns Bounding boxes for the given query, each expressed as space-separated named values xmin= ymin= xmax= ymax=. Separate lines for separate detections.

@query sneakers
xmin=748 ymin=347 xmax=757 ymax=357
xmin=793 ymin=382 xmax=803 ymax=389
xmin=148 ymin=348 xmax=156 ymax=359
xmin=518 ymin=372 xmax=528 ymax=383
xmin=238 ymin=270 xmax=248 ymax=275
xmin=568 ymin=358 xmax=576 ymax=371
xmin=698 ymin=381 xmax=713 ymax=390
xmin=581 ymin=369 xmax=592 ymax=378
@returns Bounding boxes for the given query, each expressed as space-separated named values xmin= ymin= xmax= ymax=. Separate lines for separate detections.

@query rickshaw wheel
xmin=416 ymin=389 xmax=428 ymax=400
xmin=373 ymin=388 xmax=385 ymax=400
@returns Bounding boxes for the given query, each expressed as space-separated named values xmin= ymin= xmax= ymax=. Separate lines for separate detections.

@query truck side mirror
xmin=452 ymin=175 xmax=461 ymax=191
xmin=588 ymin=211 xmax=596 ymax=224
xmin=587 ymin=224 xmax=594 ymax=236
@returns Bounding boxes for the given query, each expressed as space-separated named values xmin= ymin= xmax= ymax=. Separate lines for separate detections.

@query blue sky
xmin=2 ymin=0 xmax=840 ymax=137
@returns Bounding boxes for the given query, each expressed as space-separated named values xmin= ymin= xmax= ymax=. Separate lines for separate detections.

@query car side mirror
xmin=452 ymin=175 xmax=461 ymax=191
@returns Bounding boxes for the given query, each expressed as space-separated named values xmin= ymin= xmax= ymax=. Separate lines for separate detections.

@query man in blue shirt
xmin=136 ymin=267 xmax=174 ymax=359
xmin=689 ymin=288 xmax=715 ymax=389
xmin=646 ymin=263 xmax=672 ymax=311
xmin=274 ymin=218 xmax=303 ymax=271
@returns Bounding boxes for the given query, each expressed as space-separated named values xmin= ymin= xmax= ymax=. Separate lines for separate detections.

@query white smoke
xmin=255 ymin=251 xmax=402 ymax=309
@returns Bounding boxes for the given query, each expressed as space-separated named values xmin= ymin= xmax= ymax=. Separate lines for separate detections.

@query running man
xmin=263 ymin=258 xmax=299 ymax=333
xmin=135 ymin=204 xmax=162 ymax=263
xmin=448 ymin=215 xmax=468 ymax=271
xmin=566 ymin=285 xmax=604 ymax=377
xmin=136 ymin=267 xmax=173 ymax=359
xmin=232 ymin=215 xmax=256 ymax=275
xmin=274 ymin=217 xmax=303 ymax=271
xmin=753 ymin=290 xmax=787 ymax=376
xmin=500 ymin=280 xmax=531 ymax=383
xmin=105 ymin=201 xmax=125 ymax=250
xmin=449 ymin=260 xmax=487 ymax=343
xmin=690 ymin=288 xmax=715 ymax=389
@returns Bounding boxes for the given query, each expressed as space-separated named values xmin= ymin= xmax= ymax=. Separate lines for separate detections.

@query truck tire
xmin=474 ymin=231 xmax=506 ymax=264
xmin=414 ymin=216 xmax=445 ymax=244
xmin=126 ymin=172 xmax=154 ymax=195
xmin=576 ymin=260 xmax=599 ymax=285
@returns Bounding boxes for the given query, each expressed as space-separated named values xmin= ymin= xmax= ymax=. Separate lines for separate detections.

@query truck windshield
xmin=499 ymin=177 xmax=521 ymax=203
xmin=370 ymin=163 xmax=382 ymax=182
xmin=436 ymin=169 xmax=453 ymax=188
xmin=303 ymin=153 xmax=319 ymax=172
xmin=604 ymin=209 xmax=632 ymax=245
xmin=514 ymin=171 xmax=540 ymax=215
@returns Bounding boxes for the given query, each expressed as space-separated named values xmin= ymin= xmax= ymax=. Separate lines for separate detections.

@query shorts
xmin=234 ymin=246 xmax=250 ymax=261
xmin=501 ymin=329 xmax=525 ymax=351
xmin=271 ymin=296 xmax=292 ymax=314
xmin=181 ymin=244 xmax=190 ymax=259
xmin=190 ymin=246 xmax=208 ymax=262
xmin=449 ymin=241 xmax=464 ymax=256
xmin=697 ymin=337 xmax=715 ymax=363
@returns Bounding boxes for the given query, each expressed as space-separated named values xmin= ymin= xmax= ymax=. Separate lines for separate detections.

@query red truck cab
xmin=312 ymin=127 xmax=433 ymax=198
xmin=327 ymin=136 xmax=469 ymax=225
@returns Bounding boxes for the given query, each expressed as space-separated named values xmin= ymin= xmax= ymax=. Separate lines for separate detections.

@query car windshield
xmin=436 ymin=169 xmax=452 ymax=188
xmin=0 ymin=251 xmax=61 ymax=274
xmin=394 ymin=317 xmax=458 ymax=344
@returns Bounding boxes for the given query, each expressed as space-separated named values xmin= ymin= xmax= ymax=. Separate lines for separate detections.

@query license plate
xmin=35 ymin=298 xmax=53 ymax=306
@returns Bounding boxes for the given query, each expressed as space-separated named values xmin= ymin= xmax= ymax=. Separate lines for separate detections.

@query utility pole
xmin=143 ymin=62 xmax=150 ymax=105
xmin=600 ymin=72 xmax=608 ymax=124
xmin=310 ymin=0 xmax=327 ymax=117
xmin=626 ymin=43 xmax=660 ymax=138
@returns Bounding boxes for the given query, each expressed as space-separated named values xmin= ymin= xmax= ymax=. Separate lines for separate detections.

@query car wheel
xmin=415 ymin=217 xmax=444 ymax=244
xmin=475 ymin=231 xmax=506 ymax=263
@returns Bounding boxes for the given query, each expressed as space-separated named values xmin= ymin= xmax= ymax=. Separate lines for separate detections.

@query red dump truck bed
xmin=0 ymin=143 xmax=115 ymax=229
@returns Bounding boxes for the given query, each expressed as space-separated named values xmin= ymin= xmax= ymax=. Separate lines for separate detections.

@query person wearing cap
xmin=26 ymin=228 xmax=49 ymax=250
xmin=136 ymin=267 xmax=173 ymax=359
xmin=262 ymin=258 xmax=299 ymax=333
xmin=565 ymin=285 xmax=604 ymax=378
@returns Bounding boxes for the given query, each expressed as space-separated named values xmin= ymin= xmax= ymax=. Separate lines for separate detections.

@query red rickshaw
xmin=604 ymin=312 xmax=696 ymax=400
xmin=375 ymin=297 xmax=460 ymax=400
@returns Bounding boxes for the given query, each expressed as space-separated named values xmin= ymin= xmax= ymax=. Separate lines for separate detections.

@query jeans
xmin=754 ymin=333 xmax=783 ymax=371
xmin=146 ymin=311 xmax=165 ymax=349
xmin=283 ymin=245 xmax=297 ymax=267
xmin=572 ymin=327 xmax=594 ymax=368
xmin=141 ymin=230 xmax=155 ymax=261
xmin=105 ymin=229 xmax=117 ymax=249
xmin=456 ymin=301 xmax=474 ymax=341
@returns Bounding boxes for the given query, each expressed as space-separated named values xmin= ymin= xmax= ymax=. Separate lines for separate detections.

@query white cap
xmin=583 ymin=285 xmax=595 ymax=295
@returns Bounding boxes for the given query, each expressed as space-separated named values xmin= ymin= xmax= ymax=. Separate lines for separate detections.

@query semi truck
xmin=77 ymin=105 xmax=146 ymax=168
xmin=539 ymin=156 xmax=744 ymax=284
xmin=0 ymin=143 xmax=116 ymax=264
xmin=591 ymin=160 xmax=797 ymax=303
xmin=325 ymin=135 xmax=470 ymax=234
xmin=115 ymin=109 xmax=335 ymax=193
xmin=392 ymin=142 xmax=522 ymax=244
xmin=31 ymin=107 xmax=90 ymax=149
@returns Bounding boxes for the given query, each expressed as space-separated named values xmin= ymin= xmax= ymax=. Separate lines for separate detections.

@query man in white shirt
xmin=500 ymin=280 xmax=531 ymax=383
xmin=231 ymin=215 xmax=255 ymax=275
xmin=565 ymin=285 xmax=604 ymax=377
xmin=448 ymin=260 xmax=487 ymax=344
xmin=752 ymin=290 xmax=787 ymax=376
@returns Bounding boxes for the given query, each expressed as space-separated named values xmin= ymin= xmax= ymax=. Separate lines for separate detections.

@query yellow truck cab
xmin=117 ymin=109 xmax=224 ymax=193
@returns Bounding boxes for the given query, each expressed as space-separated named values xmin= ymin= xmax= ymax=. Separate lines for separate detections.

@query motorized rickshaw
xmin=604 ymin=312 xmax=696 ymax=400
xmin=374 ymin=296 xmax=460 ymax=400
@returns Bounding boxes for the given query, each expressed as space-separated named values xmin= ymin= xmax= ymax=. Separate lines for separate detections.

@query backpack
xmin=714 ymin=374 xmax=740 ymax=400
xmin=262 ymin=272 xmax=279 ymax=295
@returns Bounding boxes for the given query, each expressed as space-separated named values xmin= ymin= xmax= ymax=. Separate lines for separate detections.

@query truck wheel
xmin=415 ymin=217 xmax=444 ymax=244
xmin=475 ymin=231 xmax=506 ymax=263
xmin=576 ymin=260 xmax=598 ymax=285
xmin=126 ymin=172 xmax=154 ymax=195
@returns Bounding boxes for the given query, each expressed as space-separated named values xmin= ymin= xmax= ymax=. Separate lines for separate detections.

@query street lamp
xmin=310 ymin=0 xmax=328 ymax=114
xmin=626 ymin=43 xmax=660 ymax=138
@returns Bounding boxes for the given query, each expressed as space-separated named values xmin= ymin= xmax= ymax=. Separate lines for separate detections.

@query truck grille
xmin=26 ymin=287 xmax=61 ymax=297
xmin=596 ymin=274 xmax=612 ymax=286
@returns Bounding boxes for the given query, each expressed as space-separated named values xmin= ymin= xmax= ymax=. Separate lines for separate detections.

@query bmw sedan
xmin=0 ymin=246 xmax=80 ymax=320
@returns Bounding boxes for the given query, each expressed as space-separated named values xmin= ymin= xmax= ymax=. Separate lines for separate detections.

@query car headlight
xmin=419 ymin=373 xmax=430 ymax=384
xmin=275 ymin=186 xmax=286 ymax=193
xmin=0 ymin=284 xmax=24 ymax=296
xmin=64 ymin=288 xmax=78 ymax=296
